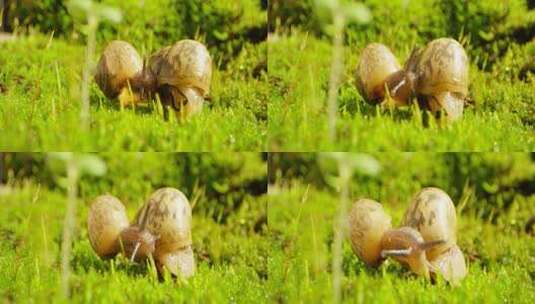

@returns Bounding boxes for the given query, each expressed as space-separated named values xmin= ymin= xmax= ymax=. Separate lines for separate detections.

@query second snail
xmin=356 ymin=38 xmax=469 ymax=123
xmin=87 ymin=187 xmax=195 ymax=278
xmin=348 ymin=187 xmax=467 ymax=285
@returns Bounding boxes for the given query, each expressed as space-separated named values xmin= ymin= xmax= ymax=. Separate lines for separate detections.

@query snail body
xmin=118 ymin=225 xmax=157 ymax=262
xmin=429 ymin=244 xmax=467 ymax=285
xmin=407 ymin=38 xmax=469 ymax=122
xmin=380 ymin=227 xmax=443 ymax=278
xmin=87 ymin=195 xmax=130 ymax=258
xmin=356 ymin=43 xmax=414 ymax=106
xmin=94 ymin=40 xmax=143 ymax=104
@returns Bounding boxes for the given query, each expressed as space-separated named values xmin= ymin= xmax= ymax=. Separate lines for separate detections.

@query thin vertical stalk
xmin=0 ymin=1 xmax=3 ymax=30
xmin=61 ymin=158 xmax=79 ymax=299
xmin=327 ymin=12 xmax=345 ymax=144
xmin=0 ymin=152 xmax=4 ymax=184
xmin=332 ymin=165 xmax=351 ymax=304
xmin=80 ymin=16 xmax=97 ymax=130
xmin=1 ymin=0 xmax=9 ymax=32
xmin=53 ymin=61 xmax=62 ymax=120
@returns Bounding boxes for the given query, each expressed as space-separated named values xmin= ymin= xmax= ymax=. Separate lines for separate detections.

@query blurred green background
xmin=0 ymin=152 xmax=268 ymax=302
xmin=269 ymin=152 xmax=535 ymax=220
xmin=268 ymin=152 xmax=535 ymax=302
xmin=269 ymin=0 xmax=534 ymax=72
xmin=3 ymin=0 xmax=267 ymax=67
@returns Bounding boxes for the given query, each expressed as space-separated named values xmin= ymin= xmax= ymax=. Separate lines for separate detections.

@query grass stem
xmin=332 ymin=165 xmax=351 ymax=304
xmin=327 ymin=12 xmax=345 ymax=144
xmin=60 ymin=158 xmax=79 ymax=299
xmin=80 ymin=16 xmax=97 ymax=130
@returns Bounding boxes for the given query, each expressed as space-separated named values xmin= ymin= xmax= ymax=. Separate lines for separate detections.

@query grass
xmin=0 ymin=33 xmax=267 ymax=151
xmin=268 ymin=0 xmax=535 ymax=151
xmin=0 ymin=153 xmax=268 ymax=302
xmin=268 ymin=153 xmax=535 ymax=303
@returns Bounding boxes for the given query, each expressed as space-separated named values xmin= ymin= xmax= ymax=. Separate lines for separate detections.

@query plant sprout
xmin=67 ymin=0 xmax=122 ymax=130
xmin=314 ymin=0 xmax=371 ymax=143
xmin=47 ymin=153 xmax=106 ymax=298
xmin=318 ymin=152 xmax=380 ymax=304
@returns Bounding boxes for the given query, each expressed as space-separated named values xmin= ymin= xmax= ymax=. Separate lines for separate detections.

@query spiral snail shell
xmin=94 ymin=40 xmax=143 ymax=103
xmin=348 ymin=199 xmax=392 ymax=266
xmin=135 ymin=187 xmax=195 ymax=278
xmin=87 ymin=195 xmax=130 ymax=259
xmin=402 ymin=187 xmax=457 ymax=260
xmin=146 ymin=40 xmax=213 ymax=120
xmin=406 ymin=38 xmax=469 ymax=122
xmin=402 ymin=187 xmax=467 ymax=284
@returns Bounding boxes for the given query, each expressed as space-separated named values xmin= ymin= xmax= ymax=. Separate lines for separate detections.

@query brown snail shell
xmin=95 ymin=40 xmax=143 ymax=102
xmin=407 ymin=38 xmax=469 ymax=122
xmin=402 ymin=187 xmax=467 ymax=284
xmin=356 ymin=43 xmax=414 ymax=106
xmin=402 ymin=187 xmax=457 ymax=260
xmin=135 ymin=187 xmax=195 ymax=278
xmin=87 ymin=195 xmax=130 ymax=258
xmin=147 ymin=40 xmax=212 ymax=119
xmin=348 ymin=199 xmax=392 ymax=267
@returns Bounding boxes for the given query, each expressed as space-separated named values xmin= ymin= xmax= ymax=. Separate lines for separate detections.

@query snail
xmin=406 ymin=38 xmax=469 ymax=122
xmin=122 ymin=39 xmax=213 ymax=120
xmin=402 ymin=187 xmax=467 ymax=284
xmin=348 ymin=198 xmax=392 ymax=267
xmin=133 ymin=187 xmax=195 ymax=278
xmin=87 ymin=195 xmax=130 ymax=259
xmin=94 ymin=40 xmax=143 ymax=105
xmin=356 ymin=43 xmax=415 ymax=107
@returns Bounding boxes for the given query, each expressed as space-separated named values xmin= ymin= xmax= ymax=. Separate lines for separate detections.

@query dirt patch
xmin=0 ymin=32 xmax=14 ymax=42
xmin=519 ymin=62 xmax=535 ymax=81
xmin=508 ymin=23 xmax=535 ymax=44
